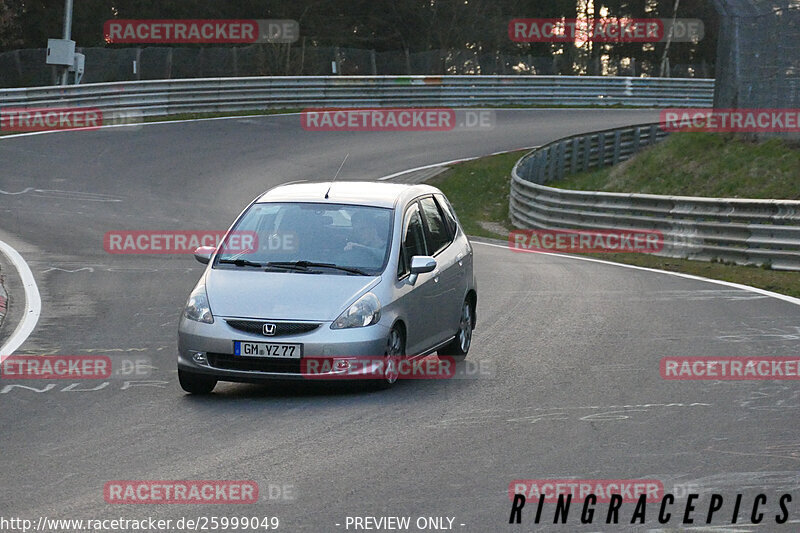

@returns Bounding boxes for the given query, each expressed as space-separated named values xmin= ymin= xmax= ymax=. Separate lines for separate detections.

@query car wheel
xmin=178 ymin=368 xmax=217 ymax=394
xmin=440 ymin=299 xmax=473 ymax=362
xmin=373 ymin=326 xmax=404 ymax=390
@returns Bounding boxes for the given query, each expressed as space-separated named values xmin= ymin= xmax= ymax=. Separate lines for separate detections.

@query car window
xmin=398 ymin=203 xmax=427 ymax=277
xmin=419 ymin=196 xmax=451 ymax=255
xmin=216 ymin=202 xmax=392 ymax=275
xmin=434 ymin=194 xmax=458 ymax=238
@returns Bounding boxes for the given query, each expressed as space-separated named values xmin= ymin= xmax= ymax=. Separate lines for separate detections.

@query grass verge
xmin=428 ymin=147 xmax=800 ymax=299
xmin=550 ymin=132 xmax=800 ymax=199
xmin=142 ymin=109 xmax=303 ymax=123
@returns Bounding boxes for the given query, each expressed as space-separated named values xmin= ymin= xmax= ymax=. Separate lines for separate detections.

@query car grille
xmin=207 ymin=353 xmax=302 ymax=373
xmin=225 ymin=319 xmax=321 ymax=337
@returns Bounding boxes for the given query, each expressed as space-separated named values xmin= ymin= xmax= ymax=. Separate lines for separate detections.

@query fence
xmin=0 ymin=45 xmax=714 ymax=88
xmin=713 ymin=1 xmax=800 ymax=111
xmin=0 ymin=76 xmax=715 ymax=118
xmin=510 ymin=124 xmax=800 ymax=271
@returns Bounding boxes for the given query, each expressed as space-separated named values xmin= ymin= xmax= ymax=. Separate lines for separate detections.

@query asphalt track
xmin=1 ymin=109 xmax=799 ymax=532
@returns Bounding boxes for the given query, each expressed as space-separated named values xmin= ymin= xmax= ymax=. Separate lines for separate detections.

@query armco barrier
xmin=0 ymin=76 xmax=714 ymax=117
xmin=510 ymin=124 xmax=800 ymax=271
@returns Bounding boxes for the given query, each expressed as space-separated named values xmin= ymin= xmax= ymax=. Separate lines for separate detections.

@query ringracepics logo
xmin=509 ymin=18 xmax=703 ymax=43
xmin=103 ymin=230 xmax=259 ymax=254
xmin=300 ymin=109 xmax=494 ymax=132
xmin=1 ymin=107 xmax=102 ymax=132
xmin=508 ymin=479 xmax=793 ymax=526
xmin=104 ymin=481 xmax=258 ymax=504
xmin=104 ymin=19 xmax=299 ymax=44
xmin=509 ymin=229 xmax=663 ymax=254
xmin=661 ymin=109 xmax=800 ymax=133
xmin=661 ymin=357 xmax=800 ymax=380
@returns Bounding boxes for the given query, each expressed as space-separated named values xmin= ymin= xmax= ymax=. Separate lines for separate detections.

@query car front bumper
xmin=177 ymin=315 xmax=391 ymax=382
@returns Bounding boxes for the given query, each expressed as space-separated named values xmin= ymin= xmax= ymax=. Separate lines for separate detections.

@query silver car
xmin=177 ymin=181 xmax=477 ymax=393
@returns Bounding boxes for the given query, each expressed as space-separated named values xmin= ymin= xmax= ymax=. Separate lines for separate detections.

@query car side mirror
xmin=193 ymin=246 xmax=216 ymax=265
xmin=410 ymin=255 xmax=436 ymax=274
xmin=408 ymin=255 xmax=436 ymax=285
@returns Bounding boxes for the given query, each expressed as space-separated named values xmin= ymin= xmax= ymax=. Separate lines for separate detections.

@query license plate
xmin=234 ymin=341 xmax=301 ymax=359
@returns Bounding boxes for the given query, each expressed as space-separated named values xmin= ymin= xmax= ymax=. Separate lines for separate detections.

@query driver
xmin=345 ymin=211 xmax=384 ymax=259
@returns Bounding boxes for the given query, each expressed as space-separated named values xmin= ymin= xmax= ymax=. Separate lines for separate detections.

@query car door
xmin=436 ymin=192 xmax=472 ymax=312
xmin=418 ymin=195 xmax=462 ymax=342
xmin=395 ymin=201 xmax=440 ymax=355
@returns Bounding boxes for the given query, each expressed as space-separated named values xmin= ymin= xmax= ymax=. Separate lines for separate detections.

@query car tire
xmin=439 ymin=298 xmax=474 ymax=362
xmin=178 ymin=368 xmax=217 ymax=394
xmin=372 ymin=326 xmax=404 ymax=390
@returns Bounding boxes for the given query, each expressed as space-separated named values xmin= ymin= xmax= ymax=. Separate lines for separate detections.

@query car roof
xmin=256 ymin=181 xmax=444 ymax=209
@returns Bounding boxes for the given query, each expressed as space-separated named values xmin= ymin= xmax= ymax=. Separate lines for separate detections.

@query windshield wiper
xmin=265 ymin=261 xmax=370 ymax=276
xmin=218 ymin=258 xmax=264 ymax=268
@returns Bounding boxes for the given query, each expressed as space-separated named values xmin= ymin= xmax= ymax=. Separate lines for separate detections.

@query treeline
xmin=0 ymin=0 xmax=719 ymax=75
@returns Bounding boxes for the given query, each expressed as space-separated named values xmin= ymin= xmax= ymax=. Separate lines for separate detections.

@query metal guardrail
xmin=510 ymin=124 xmax=800 ymax=271
xmin=0 ymin=75 xmax=714 ymax=117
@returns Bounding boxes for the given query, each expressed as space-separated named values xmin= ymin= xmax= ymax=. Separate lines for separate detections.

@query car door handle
xmin=456 ymin=253 xmax=464 ymax=266
xmin=433 ymin=270 xmax=440 ymax=283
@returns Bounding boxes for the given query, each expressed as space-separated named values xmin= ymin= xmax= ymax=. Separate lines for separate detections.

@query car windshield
xmin=215 ymin=202 xmax=392 ymax=275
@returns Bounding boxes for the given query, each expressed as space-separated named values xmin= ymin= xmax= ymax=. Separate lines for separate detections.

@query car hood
xmin=205 ymin=269 xmax=381 ymax=321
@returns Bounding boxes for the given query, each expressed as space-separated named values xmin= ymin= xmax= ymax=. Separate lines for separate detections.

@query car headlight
xmin=331 ymin=292 xmax=381 ymax=329
xmin=184 ymin=283 xmax=214 ymax=324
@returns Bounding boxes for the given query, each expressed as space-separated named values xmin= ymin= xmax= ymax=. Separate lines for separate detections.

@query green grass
xmin=427 ymin=151 xmax=525 ymax=239
xmin=430 ymin=145 xmax=800 ymax=299
xmin=550 ymin=132 xmax=800 ymax=199
xmin=142 ymin=108 xmax=303 ymax=123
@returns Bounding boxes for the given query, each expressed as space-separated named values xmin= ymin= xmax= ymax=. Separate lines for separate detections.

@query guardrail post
xmin=547 ymin=146 xmax=555 ymax=183
xmin=570 ymin=137 xmax=580 ymax=174
xmin=583 ymin=135 xmax=592 ymax=172
xmin=538 ymin=152 xmax=547 ymax=183
xmin=648 ymin=124 xmax=658 ymax=146
xmin=597 ymin=133 xmax=606 ymax=167
xmin=556 ymin=141 xmax=567 ymax=180
xmin=524 ymin=156 xmax=534 ymax=182
xmin=633 ymin=127 xmax=641 ymax=152
xmin=612 ymin=130 xmax=622 ymax=165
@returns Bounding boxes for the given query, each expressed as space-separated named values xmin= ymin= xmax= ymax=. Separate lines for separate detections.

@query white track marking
xmin=0 ymin=107 xmax=655 ymax=140
xmin=0 ymin=111 xmax=304 ymax=139
xmin=476 ymin=241 xmax=800 ymax=308
xmin=0 ymin=240 xmax=41 ymax=362
xmin=377 ymin=147 xmax=538 ymax=181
